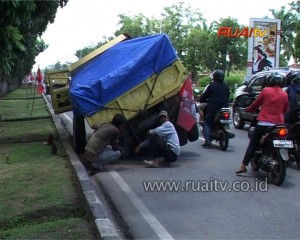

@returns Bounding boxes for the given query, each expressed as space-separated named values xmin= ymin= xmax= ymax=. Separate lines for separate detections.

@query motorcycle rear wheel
xmin=295 ymin=151 xmax=300 ymax=170
xmin=271 ymin=149 xmax=287 ymax=186
xmin=219 ymin=129 xmax=229 ymax=151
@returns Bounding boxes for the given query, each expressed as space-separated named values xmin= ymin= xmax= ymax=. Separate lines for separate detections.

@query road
xmin=58 ymin=111 xmax=300 ymax=239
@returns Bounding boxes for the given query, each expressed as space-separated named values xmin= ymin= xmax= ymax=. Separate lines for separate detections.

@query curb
xmin=43 ymin=94 xmax=122 ymax=239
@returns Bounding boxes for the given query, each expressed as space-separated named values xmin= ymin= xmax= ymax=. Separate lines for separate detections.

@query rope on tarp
xmin=103 ymin=74 xmax=160 ymax=114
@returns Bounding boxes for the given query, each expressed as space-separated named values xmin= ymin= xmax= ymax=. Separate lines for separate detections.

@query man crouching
xmin=135 ymin=110 xmax=180 ymax=168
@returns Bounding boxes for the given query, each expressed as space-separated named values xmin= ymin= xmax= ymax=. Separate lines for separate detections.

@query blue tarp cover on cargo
xmin=69 ymin=34 xmax=178 ymax=117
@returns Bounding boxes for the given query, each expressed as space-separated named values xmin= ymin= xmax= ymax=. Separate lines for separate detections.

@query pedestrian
xmin=135 ymin=110 xmax=180 ymax=168
xmin=81 ymin=113 xmax=127 ymax=172
xmin=199 ymin=69 xmax=230 ymax=148
xmin=235 ymin=73 xmax=289 ymax=174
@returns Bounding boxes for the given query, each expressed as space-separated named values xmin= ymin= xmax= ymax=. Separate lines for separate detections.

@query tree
xmin=114 ymin=14 xmax=160 ymax=38
xmin=290 ymin=1 xmax=300 ymax=63
xmin=270 ymin=6 xmax=298 ymax=62
xmin=0 ymin=0 xmax=67 ymax=96
xmin=209 ymin=18 xmax=247 ymax=76
xmin=74 ymin=1 xmax=294 ymax=82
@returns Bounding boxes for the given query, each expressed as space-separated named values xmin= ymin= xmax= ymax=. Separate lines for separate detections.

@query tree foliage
xmin=290 ymin=1 xmax=300 ymax=62
xmin=0 ymin=0 xmax=67 ymax=89
xmin=270 ymin=6 xmax=298 ymax=62
xmin=74 ymin=1 xmax=299 ymax=82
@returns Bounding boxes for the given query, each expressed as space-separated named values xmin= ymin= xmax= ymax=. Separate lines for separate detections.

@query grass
xmin=0 ymin=118 xmax=59 ymax=142
xmin=0 ymin=88 xmax=98 ymax=239
xmin=0 ymin=98 xmax=49 ymax=120
xmin=0 ymin=218 xmax=94 ymax=239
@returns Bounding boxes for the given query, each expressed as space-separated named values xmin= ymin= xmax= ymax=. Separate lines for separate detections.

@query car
xmin=232 ymin=68 xmax=300 ymax=129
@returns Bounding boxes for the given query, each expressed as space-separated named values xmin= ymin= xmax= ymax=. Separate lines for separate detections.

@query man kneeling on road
xmin=81 ymin=113 xmax=127 ymax=172
xmin=135 ymin=110 xmax=180 ymax=168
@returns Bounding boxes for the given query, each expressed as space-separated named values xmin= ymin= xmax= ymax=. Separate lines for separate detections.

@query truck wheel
xmin=73 ymin=115 xmax=86 ymax=154
xmin=175 ymin=125 xmax=188 ymax=146
xmin=187 ymin=123 xmax=199 ymax=142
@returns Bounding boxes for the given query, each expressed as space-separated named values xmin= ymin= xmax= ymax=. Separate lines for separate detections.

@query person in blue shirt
xmin=285 ymin=71 xmax=300 ymax=124
xmin=135 ymin=110 xmax=180 ymax=168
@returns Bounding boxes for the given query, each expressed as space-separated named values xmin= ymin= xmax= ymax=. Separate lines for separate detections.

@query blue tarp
xmin=69 ymin=34 xmax=178 ymax=117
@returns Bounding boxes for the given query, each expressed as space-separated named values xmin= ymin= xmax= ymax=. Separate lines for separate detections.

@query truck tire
xmin=187 ymin=123 xmax=199 ymax=142
xmin=175 ymin=125 xmax=188 ymax=146
xmin=73 ymin=115 xmax=86 ymax=154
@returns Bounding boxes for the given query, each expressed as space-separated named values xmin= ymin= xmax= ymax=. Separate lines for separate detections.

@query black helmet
xmin=266 ymin=72 xmax=283 ymax=87
xmin=211 ymin=69 xmax=225 ymax=81
xmin=112 ymin=113 xmax=126 ymax=127
xmin=285 ymin=71 xmax=300 ymax=86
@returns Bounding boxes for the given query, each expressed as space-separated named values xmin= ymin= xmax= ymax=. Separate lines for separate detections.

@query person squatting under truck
xmin=134 ymin=110 xmax=180 ymax=168
xmin=80 ymin=113 xmax=127 ymax=173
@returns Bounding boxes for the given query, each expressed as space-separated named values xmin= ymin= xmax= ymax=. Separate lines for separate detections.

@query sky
xmin=33 ymin=0 xmax=291 ymax=71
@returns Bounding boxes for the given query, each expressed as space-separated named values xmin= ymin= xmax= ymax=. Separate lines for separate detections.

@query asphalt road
xmin=58 ymin=111 xmax=300 ymax=239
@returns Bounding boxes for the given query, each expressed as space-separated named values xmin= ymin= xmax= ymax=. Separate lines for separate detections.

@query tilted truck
xmin=46 ymin=33 xmax=199 ymax=155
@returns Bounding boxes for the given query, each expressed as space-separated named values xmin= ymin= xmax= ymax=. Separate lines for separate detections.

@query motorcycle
xmin=287 ymin=121 xmax=300 ymax=169
xmin=210 ymin=107 xmax=235 ymax=151
xmin=248 ymin=119 xmax=294 ymax=186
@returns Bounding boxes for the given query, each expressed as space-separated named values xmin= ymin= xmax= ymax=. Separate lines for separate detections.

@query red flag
xmin=37 ymin=82 xmax=45 ymax=94
xmin=177 ymin=76 xmax=196 ymax=131
xmin=36 ymin=68 xmax=43 ymax=83
xmin=30 ymin=72 xmax=35 ymax=81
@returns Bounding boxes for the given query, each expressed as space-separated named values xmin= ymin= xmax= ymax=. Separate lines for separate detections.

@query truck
xmin=46 ymin=33 xmax=199 ymax=155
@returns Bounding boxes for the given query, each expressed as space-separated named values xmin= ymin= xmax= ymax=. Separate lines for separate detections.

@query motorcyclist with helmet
xmin=199 ymin=69 xmax=230 ymax=148
xmin=236 ymin=73 xmax=289 ymax=174
xmin=285 ymin=71 xmax=300 ymax=124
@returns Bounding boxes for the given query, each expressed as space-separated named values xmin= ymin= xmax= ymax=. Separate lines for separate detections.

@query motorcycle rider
xmin=236 ymin=73 xmax=289 ymax=174
xmin=285 ymin=71 xmax=300 ymax=124
xmin=199 ymin=69 xmax=230 ymax=148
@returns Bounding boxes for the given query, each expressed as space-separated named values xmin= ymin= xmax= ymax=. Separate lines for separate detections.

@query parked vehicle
xmin=232 ymin=68 xmax=300 ymax=129
xmin=248 ymin=119 xmax=294 ymax=186
xmin=46 ymin=34 xmax=199 ymax=154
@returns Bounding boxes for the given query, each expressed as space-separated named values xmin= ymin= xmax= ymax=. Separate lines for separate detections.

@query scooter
xmin=248 ymin=120 xmax=294 ymax=186
xmin=210 ymin=107 xmax=235 ymax=151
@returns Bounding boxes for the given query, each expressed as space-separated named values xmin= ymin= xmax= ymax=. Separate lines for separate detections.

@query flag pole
xmin=31 ymin=72 xmax=37 ymax=116
xmin=25 ymin=79 xmax=29 ymax=109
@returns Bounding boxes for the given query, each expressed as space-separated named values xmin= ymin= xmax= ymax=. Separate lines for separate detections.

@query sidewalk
xmin=0 ymin=87 xmax=121 ymax=239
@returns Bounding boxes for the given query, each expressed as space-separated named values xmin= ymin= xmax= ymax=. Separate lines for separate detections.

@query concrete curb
xmin=43 ymin=94 xmax=122 ymax=239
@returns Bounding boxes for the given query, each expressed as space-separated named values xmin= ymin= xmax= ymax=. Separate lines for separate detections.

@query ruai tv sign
xmin=217 ymin=27 xmax=267 ymax=38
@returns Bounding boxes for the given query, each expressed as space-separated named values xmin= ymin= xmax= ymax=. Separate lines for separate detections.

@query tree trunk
xmin=0 ymin=79 xmax=9 ymax=97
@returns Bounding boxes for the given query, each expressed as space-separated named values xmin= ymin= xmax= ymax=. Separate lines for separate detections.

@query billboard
xmin=245 ymin=18 xmax=281 ymax=81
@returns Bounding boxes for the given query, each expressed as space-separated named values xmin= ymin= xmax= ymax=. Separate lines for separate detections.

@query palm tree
xmin=270 ymin=6 xmax=299 ymax=63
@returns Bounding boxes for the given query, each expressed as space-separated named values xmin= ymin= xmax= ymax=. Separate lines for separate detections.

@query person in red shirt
xmin=236 ymin=73 xmax=289 ymax=174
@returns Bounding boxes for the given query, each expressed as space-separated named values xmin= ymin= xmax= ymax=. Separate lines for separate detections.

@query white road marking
xmin=109 ymin=169 xmax=174 ymax=240
xmin=62 ymin=112 xmax=72 ymax=123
